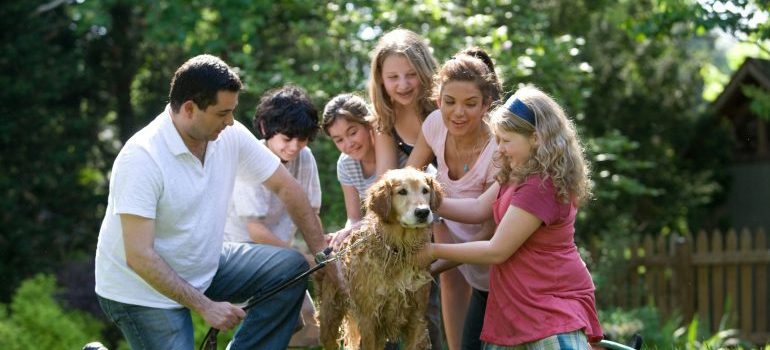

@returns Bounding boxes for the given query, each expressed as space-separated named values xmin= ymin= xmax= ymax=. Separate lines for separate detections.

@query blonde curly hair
xmin=490 ymin=85 xmax=592 ymax=204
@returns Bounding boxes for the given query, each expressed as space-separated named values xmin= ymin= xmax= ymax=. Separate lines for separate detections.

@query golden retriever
xmin=316 ymin=167 xmax=443 ymax=350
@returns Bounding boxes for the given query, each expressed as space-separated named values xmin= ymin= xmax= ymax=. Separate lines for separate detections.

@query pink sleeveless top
xmin=422 ymin=110 xmax=497 ymax=291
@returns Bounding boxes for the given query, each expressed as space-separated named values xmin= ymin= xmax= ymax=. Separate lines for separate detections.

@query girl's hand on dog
xmin=415 ymin=243 xmax=436 ymax=268
xmin=329 ymin=220 xmax=365 ymax=250
xmin=329 ymin=227 xmax=351 ymax=251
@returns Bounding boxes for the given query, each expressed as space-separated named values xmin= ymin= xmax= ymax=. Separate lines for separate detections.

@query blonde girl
xmin=424 ymin=85 xmax=603 ymax=349
xmin=368 ymin=28 xmax=445 ymax=349
xmin=368 ymin=28 xmax=438 ymax=176
xmin=407 ymin=47 xmax=502 ymax=350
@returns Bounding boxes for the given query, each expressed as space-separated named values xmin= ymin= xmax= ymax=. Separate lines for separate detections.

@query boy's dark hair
xmin=253 ymin=85 xmax=320 ymax=141
xmin=168 ymin=54 xmax=242 ymax=113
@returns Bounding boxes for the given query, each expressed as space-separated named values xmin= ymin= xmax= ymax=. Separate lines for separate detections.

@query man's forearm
xmin=278 ymin=188 xmax=327 ymax=254
xmin=127 ymin=249 xmax=210 ymax=312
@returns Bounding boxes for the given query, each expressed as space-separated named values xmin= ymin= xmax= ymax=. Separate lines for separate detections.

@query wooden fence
xmin=594 ymin=228 xmax=770 ymax=345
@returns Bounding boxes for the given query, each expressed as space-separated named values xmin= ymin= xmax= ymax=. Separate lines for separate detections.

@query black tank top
xmin=393 ymin=131 xmax=414 ymax=155
xmin=394 ymin=130 xmax=437 ymax=166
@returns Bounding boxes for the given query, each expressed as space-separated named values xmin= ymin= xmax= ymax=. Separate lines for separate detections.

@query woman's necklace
xmin=450 ymin=131 xmax=489 ymax=173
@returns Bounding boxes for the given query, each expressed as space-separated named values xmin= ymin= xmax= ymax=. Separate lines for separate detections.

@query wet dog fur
xmin=316 ymin=167 xmax=443 ymax=350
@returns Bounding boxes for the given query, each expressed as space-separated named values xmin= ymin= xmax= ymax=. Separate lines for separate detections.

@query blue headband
xmin=504 ymin=95 xmax=536 ymax=126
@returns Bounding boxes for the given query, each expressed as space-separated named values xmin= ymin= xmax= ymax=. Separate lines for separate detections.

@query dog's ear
xmin=365 ymin=178 xmax=392 ymax=221
xmin=428 ymin=176 xmax=443 ymax=211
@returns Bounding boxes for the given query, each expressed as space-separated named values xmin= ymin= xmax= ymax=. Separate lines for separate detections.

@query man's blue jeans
xmin=98 ymin=242 xmax=309 ymax=350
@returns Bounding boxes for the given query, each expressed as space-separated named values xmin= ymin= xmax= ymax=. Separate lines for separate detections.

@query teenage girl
xmin=423 ymin=85 xmax=603 ymax=349
xmin=368 ymin=28 xmax=444 ymax=349
xmin=368 ymin=28 xmax=438 ymax=176
xmin=407 ymin=47 xmax=502 ymax=349
xmin=322 ymin=93 xmax=406 ymax=226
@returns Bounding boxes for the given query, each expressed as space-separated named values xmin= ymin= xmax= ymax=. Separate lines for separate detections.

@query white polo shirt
xmin=95 ymin=105 xmax=280 ymax=308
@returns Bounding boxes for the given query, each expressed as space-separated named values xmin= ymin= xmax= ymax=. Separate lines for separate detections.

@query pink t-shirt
xmin=481 ymin=174 xmax=602 ymax=346
xmin=422 ymin=110 xmax=497 ymax=291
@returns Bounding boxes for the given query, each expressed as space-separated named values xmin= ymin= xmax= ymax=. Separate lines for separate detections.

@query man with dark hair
xmin=94 ymin=55 xmax=339 ymax=349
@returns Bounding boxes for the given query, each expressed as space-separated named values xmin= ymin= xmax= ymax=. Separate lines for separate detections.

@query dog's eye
xmin=397 ymin=189 xmax=407 ymax=195
xmin=422 ymin=187 xmax=429 ymax=194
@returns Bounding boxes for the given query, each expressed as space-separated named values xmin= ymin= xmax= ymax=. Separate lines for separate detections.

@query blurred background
xmin=1 ymin=0 xmax=768 ymax=348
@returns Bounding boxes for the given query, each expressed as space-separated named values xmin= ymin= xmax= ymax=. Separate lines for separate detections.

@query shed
xmin=713 ymin=57 xmax=770 ymax=232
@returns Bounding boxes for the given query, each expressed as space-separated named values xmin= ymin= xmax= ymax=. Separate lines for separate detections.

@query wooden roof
xmin=713 ymin=57 xmax=770 ymax=117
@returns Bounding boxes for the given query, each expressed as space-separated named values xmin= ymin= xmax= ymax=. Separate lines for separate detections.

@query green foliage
xmin=0 ymin=274 xmax=105 ymax=350
xmin=743 ymin=85 xmax=770 ymax=121
xmin=600 ymin=306 xmax=681 ymax=349
xmin=191 ymin=312 xmax=234 ymax=350
xmin=671 ymin=313 xmax=752 ymax=349
xmin=2 ymin=0 xmax=766 ymax=335
xmin=599 ymin=306 xmax=760 ymax=349
xmin=312 ymin=138 xmax=347 ymax=230
xmin=0 ymin=0 xmax=108 ymax=300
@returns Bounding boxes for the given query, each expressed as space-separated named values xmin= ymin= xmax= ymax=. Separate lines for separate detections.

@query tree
xmin=3 ymin=0 xmax=761 ymax=302
xmin=0 ymin=1 xmax=106 ymax=300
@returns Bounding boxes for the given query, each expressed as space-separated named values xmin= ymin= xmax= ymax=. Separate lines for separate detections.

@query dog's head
xmin=365 ymin=167 xmax=443 ymax=228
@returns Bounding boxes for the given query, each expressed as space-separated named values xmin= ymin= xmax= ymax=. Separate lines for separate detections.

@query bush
xmin=600 ymin=306 xmax=680 ymax=348
xmin=672 ymin=312 xmax=753 ymax=350
xmin=599 ymin=306 xmax=760 ymax=349
xmin=0 ymin=274 xmax=106 ymax=350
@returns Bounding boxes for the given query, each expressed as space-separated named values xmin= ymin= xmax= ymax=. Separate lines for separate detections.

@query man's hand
xmin=262 ymin=162 xmax=348 ymax=294
xmin=199 ymin=300 xmax=246 ymax=331
xmin=121 ymin=214 xmax=241 ymax=329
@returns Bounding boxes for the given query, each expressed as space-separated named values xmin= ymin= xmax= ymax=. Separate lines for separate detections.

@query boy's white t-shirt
xmin=224 ymin=145 xmax=321 ymax=244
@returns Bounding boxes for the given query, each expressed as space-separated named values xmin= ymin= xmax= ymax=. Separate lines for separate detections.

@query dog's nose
xmin=414 ymin=208 xmax=431 ymax=221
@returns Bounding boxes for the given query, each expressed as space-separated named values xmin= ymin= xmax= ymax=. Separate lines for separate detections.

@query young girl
xmin=423 ymin=85 xmax=603 ymax=349
xmin=368 ymin=28 xmax=438 ymax=176
xmin=322 ymin=93 xmax=406 ymax=225
xmin=323 ymin=93 xmax=444 ymax=350
xmin=407 ymin=47 xmax=502 ymax=350
xmin=223 ymin=85 xmax=322 ymax=347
